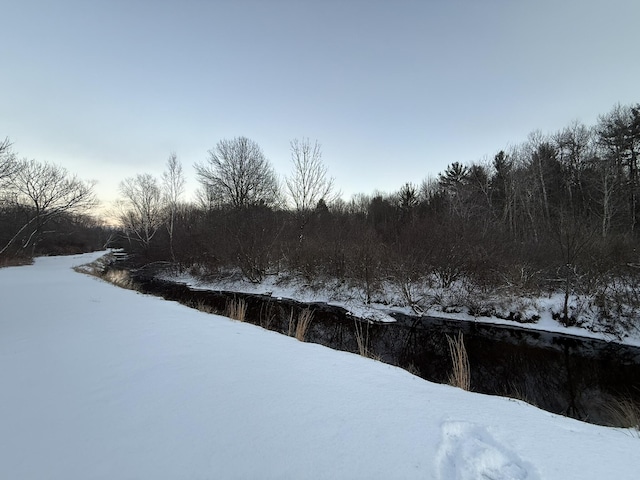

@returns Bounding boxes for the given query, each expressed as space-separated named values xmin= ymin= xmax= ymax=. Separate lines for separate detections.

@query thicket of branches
xmin=111 ymin=103 xmax=640 ymax=334
xmin=0 ymin=139 xmax=108 ymax=261
xmin=4 ymin=103 xmax=640 ymax=334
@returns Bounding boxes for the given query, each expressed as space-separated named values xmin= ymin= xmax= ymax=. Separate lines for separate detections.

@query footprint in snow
xmin=436 ymin=421 xmax=539 ymax=480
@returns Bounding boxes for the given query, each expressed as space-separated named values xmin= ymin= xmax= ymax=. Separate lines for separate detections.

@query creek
xmin=126 ymin=267 xmax=640 ymax=427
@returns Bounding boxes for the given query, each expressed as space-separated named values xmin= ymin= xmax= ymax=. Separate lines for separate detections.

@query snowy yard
xmin=1 ymin=252 xmax=639 ymax=479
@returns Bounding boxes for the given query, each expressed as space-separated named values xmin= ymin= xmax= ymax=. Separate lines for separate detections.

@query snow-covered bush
xmin=591 ymin=272 xmax=640 ymax=337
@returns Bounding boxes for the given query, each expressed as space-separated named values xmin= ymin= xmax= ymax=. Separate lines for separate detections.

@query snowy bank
xmin=161 ymin=267 xmax=640 ymax=347
xmin=0 ymin=252 xmax=639 ymax=479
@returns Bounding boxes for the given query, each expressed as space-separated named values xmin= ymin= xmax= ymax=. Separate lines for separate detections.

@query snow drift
xmin=0 ymin=252 xmax=638 ymax=479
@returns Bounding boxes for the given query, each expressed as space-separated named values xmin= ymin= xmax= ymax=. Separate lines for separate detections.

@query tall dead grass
xmin=195 ymin=299 xmax=216 ymax=314
xmin=605 ymin=396 xmax=640 ymax=435
xmin=258 ymin=303 xmax=276 ymax=329
xmin=506 ymin=382 xmax=538 ymax=407
xmin=288 ymin=310 xmax=295 ymax=336
xmin=295 ymin=308 xmax=314 ymax=341
xmin=103 ymin=269 xmax=136 ymax=290
xmin=446 ymin=331 xmax=471 ymax=391
xmin=225 ymin=298 xmax=247 ymax=322
xmin=74 ymin=258 xmax=139 ymax=292
xmin=354 ymin=319 xmax=378 ymax=359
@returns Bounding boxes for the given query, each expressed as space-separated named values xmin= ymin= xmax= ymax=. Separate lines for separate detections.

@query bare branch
xmin=1 ymin=158 xmax=97 ymax=253
xmin=286 ymin=138 xmax=337 ymax=212
xmin=117 ymin=173 xmax=164 ymax=252
xmin=162 ymin=152 xmax=185 ymax=208
xmin=162 ymin=152 xmax=185 ymax=261
xmin=195 ymin=137 xmax=280 ymax=209
xmin=0 ymin=137 xmax=18 ymax=187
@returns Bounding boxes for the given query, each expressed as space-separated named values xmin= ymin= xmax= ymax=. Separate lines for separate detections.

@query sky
xmin=1 ymin=0 xmax=639 ymax=210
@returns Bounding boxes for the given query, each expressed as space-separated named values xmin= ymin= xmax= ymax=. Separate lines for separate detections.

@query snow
xmin=176 ymin=269 xmax=400 ymax=323
xmin=1 ymin=252 xmax=639 ymax=479
xmin=165 ymin=269 xmax=640 ymax=346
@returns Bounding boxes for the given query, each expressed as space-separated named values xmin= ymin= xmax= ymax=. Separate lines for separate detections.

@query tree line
xmin=107 ymin=102 xmax=640 ymax=333
xmin=2 ymin=102 xmax=639 ymax=333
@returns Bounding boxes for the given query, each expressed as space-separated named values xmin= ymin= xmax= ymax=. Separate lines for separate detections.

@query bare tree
xmin=286 ymin=138 xmax=337 ymax=211
xmin=596 ymin=104 xmax=640 ymax=232
xmin=1 ymin=159 xmax=97 ymax=255
xmin=162 ymin=152 xmax=185 ymax=261
xmin=554 ymin=121 xmax=594 ymax=209
xmin=195 ymin=137 xmax=280 ymax=208
xmin=193 ymin=184 xmax=223 ymax=211
xmin=0 ymin=138 xmax=15 ymax=177
xmin=591 ymin=149 xmax=620 ymax=237
xmin=491 ymin=150 xmax=516 ymax=234
xmin=117 ymin=174 xmax=164 ymax=254
xmin=348 ymin=193 xmax=372 ymax=215
xmin=552 ymin=210 xmax=597 ymax=325
xmin=526 ymin=130 xmax=554 ymax=227
xmin=0 ymin=138 xmax=18 ymax=196
xmin=419 ymin=175 xmax=439 ymax=203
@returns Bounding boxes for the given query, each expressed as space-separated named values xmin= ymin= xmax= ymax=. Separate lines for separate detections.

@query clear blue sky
xmin=1 ymin=0 xmax=638 ymax=208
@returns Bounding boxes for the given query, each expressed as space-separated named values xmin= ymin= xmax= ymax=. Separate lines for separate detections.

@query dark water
xmin=128 ymin=269 xmax=640 ymax=426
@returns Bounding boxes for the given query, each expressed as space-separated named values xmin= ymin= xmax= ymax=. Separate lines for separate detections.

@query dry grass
xmin=103 ymin=269 xmax=137 ymax=290
xmin=405 ymin=362 xmax=421 ymax=376
xmin=507 ymin=383 xmax=538 ymax=407
xmin=195 ymin=299 xmax=216 ymax=314
xmin=259 ymin=303 xmax=276 ymax=330
xmin=605 ymin=396 xmax=640 ymax=434
xmin=74 ymin=258 xmax=139 ymax=292
xmin=295 ymin=308 xmax=314 ymax=341
xmin=288 ymin=310 xmax=295 ymax=336
xmin=225 ymin=298 xmax=247 ymax=322
xmin=354 ymin=319 xmax=379 ymax=359
xmin=0 ymin=255 xmax=33 ymax=268
xmin=446 ymin=331 xmax=471 ymax=391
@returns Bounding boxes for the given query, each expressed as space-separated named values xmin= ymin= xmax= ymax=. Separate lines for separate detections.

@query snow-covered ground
xmin=1 ymin=252 xmax=639 ymax=479
xmin=163 ymin=268 xmax=640 ymax=347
